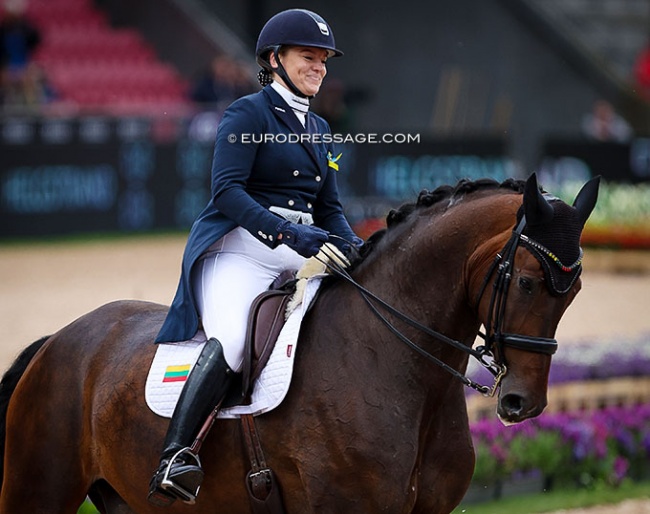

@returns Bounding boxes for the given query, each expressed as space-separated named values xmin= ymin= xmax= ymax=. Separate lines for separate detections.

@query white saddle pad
xmin=145 ymin=276 xmax=323 ymax=419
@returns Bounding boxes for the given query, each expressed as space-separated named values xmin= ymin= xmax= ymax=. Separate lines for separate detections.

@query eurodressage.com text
xmin=230 ymin=133 xmax=421 ymax=144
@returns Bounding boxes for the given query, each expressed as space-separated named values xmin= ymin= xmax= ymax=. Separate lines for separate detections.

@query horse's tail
xmin=0 ymin=336 xmax=50 ymax=490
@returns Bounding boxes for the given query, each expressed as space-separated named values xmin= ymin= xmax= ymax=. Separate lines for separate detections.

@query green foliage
xmin=507 ymin=430 xmax=567 ymax=477
xmin=469 ymin=404 xmax=650 ymax=491
xmin=472 ymin=441 xmax=503 ymax=485
xmin=77 ymin=500 xmax=100 ymax=514
xmin=453 ymin=479 xmax=650 ymax=513
xmin=555 ymin=181 xmax=650 ymax=229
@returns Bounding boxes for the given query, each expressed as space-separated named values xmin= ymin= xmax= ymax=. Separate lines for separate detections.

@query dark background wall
xmin=192 ymin=0 xmax=613 ymax=172
xmin=95 ymin=0 xmax=648 ymax=171
xmin=3 ymin=0 xmax=648 ymax=239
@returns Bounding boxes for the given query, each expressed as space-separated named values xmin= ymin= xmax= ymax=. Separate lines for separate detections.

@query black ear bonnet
xmin=516 ymin=175 xmax=600 ymax=295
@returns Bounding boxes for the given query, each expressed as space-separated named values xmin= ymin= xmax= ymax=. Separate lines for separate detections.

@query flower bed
xmin=470 ymin=403 xmax=650 ymax=492
xmin=466 ymin=333 xmax=650 ymax=501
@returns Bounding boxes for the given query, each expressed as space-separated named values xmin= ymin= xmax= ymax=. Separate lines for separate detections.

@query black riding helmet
xmin=255 ymin=9 xmax=343 ymax=98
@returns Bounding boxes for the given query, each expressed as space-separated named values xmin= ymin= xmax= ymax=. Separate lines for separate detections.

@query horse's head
xmin=473 ymin=173 xmax=600 ymax=424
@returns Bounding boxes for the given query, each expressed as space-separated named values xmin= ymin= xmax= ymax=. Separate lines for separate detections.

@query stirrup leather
xmin=160 ymin=447 xmax=203 ymax=505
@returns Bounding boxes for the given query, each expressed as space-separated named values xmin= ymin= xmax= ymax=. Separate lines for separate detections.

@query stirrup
xmin=160 ymin=447 xmax=203 ymax=505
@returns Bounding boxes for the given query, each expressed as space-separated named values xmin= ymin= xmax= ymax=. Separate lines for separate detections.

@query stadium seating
xmin=27 ymin=0 xmax=192 ymax=115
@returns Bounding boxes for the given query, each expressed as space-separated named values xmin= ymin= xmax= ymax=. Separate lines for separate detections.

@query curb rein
xmin=323 ymin=218 xmax=561 ymax=398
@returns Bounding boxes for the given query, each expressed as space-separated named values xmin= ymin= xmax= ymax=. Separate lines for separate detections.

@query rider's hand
xmin=346 ymin=236 xmax=364 ymax=253
xmin=276 ymin=221 xmax=329 ymax=258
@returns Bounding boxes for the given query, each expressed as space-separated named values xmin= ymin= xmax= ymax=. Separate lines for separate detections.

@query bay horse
xmin=0 ymin=174 xmax=598 ymax=514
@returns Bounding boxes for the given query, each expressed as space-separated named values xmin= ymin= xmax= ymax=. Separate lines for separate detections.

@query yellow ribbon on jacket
xmin=327 ymin=151 xmax=342 ymax=171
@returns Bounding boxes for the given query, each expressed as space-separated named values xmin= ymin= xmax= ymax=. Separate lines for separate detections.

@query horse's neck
xmin=312 ymin=209 xmax=482 ymax=398
xmin=353 ymin=213 xmax=478 ymax=338
xmin=295 ymin=192 xmax=521 ymax=456
xmin=342 ymin=193 xmax=521 ymax=370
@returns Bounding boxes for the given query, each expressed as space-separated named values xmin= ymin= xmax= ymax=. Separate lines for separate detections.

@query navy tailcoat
xmin=156 ymin=84 xmax=357 ymax=343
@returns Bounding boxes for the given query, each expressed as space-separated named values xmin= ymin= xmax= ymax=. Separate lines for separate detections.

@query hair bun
xmin=257 ymin=69 xmax=273 ymax=87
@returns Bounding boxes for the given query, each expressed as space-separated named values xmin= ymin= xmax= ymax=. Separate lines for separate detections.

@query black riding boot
xmin=148 ymin=338 xmax=234 ymax=507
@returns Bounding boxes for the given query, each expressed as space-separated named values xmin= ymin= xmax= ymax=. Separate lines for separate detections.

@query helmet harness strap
xmin=268 ymin=46 xmax=312 ymax=99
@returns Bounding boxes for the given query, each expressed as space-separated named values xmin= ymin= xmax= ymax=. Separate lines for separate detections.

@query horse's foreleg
xmin=411 ymin=389 xmax=475 ymax=514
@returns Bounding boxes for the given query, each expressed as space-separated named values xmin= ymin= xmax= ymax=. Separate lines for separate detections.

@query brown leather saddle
xmin=239 ymin=270 xmax=298 ymax=402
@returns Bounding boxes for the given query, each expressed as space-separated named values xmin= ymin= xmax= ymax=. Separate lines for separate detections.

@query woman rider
xmin=148 ymin=8 xmax=363 ymax=506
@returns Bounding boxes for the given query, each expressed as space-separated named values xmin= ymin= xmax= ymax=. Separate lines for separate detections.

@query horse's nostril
xmin=501 ymin=393 xmax=525 ymax=416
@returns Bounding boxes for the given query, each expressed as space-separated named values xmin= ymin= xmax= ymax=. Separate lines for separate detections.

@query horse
xmin=0 ymin=174 xmax=599 ymax=514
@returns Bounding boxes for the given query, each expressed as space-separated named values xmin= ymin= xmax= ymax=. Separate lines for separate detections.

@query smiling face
xmin=269 ymin=46 xmax=328 ymax=96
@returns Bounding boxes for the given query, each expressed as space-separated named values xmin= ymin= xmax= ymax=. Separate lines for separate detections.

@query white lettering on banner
xmin=41 ymin=120 xmax=74 ymax=144
xmin=79 ymin=118 xmax=111 ymax=144
xmin=1 ymin=165 xmax=117 ymax=214
xmin=373 ymin=155 xmax=515 ymax=199
xmin=1 ymin=120 xmax=35 ymax=145
xmin=537 ymin=157 xmax=592 ymax=187
xmin=118 ymin=188 xmax=154 ymax=229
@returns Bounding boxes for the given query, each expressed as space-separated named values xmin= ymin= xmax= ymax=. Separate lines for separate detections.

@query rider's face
xmin=270 ymin=46 xmax=328 ymax=97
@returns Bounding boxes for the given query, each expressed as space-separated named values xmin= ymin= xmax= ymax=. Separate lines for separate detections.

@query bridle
xmin=475 ymin=216 xmax=559 ymax=369
xmin=322 ymin=217 xmax=579 ymax=397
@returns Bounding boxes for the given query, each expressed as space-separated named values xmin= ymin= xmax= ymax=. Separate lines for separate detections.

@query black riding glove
xmin=277 ymin=220 xmax=329 ymax=258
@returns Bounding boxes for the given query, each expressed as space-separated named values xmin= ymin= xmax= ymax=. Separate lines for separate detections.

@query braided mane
xmin=355 ymin=178 xmax=528 ymax=263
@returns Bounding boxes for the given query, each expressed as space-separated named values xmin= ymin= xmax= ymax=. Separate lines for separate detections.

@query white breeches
xmin=192 ymin=227 xmax=306 ymax=372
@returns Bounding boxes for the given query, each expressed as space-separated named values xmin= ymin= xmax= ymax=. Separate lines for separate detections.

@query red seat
xmin=28 ymin=0 xmax=192 ymax=113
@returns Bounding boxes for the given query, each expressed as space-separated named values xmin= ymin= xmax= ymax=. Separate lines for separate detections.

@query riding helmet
xmin=255 ymin=9 xmax=342 ymax=96
xmin=256 ymin=8 xmax=343 ymax=71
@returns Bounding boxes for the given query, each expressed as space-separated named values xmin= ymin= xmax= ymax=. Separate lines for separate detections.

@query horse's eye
xmin=519 ymin=277 xmax=533 ymax=294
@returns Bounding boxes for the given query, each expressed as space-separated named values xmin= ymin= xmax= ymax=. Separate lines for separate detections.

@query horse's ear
xmin=523 ymin=172 xmax=554 ymax=225
xmin=572 ymin=175 xmax=600 ymax=226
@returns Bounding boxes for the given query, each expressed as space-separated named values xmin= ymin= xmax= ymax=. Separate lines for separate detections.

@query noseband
xmin=323 ymin=219 xmax=580 ymax=397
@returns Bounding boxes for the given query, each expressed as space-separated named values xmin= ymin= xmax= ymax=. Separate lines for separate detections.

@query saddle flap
xmin=241 ymin=273 xmax=296 ymax=397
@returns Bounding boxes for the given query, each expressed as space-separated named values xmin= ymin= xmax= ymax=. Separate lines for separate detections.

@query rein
xmin=323 ymin=218 xmax=566 ymax=397
xmin=318 ymin=245 xmax=503 ymax=396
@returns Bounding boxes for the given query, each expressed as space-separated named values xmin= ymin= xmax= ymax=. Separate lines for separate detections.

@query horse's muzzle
xmin=497 ymin=391 xmax=547 ymax=425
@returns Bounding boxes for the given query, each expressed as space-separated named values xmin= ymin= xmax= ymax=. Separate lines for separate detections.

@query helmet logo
xmin=316 ymin=21 xmax=330 ymax=36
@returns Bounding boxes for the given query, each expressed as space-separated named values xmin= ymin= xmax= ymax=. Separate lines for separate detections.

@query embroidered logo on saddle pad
xmin=162 ymin=364 xmax=191 ymax=383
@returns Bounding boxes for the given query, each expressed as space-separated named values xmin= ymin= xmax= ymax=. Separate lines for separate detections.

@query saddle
xmin=240 ymin=270 xmax=298 ymax=401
